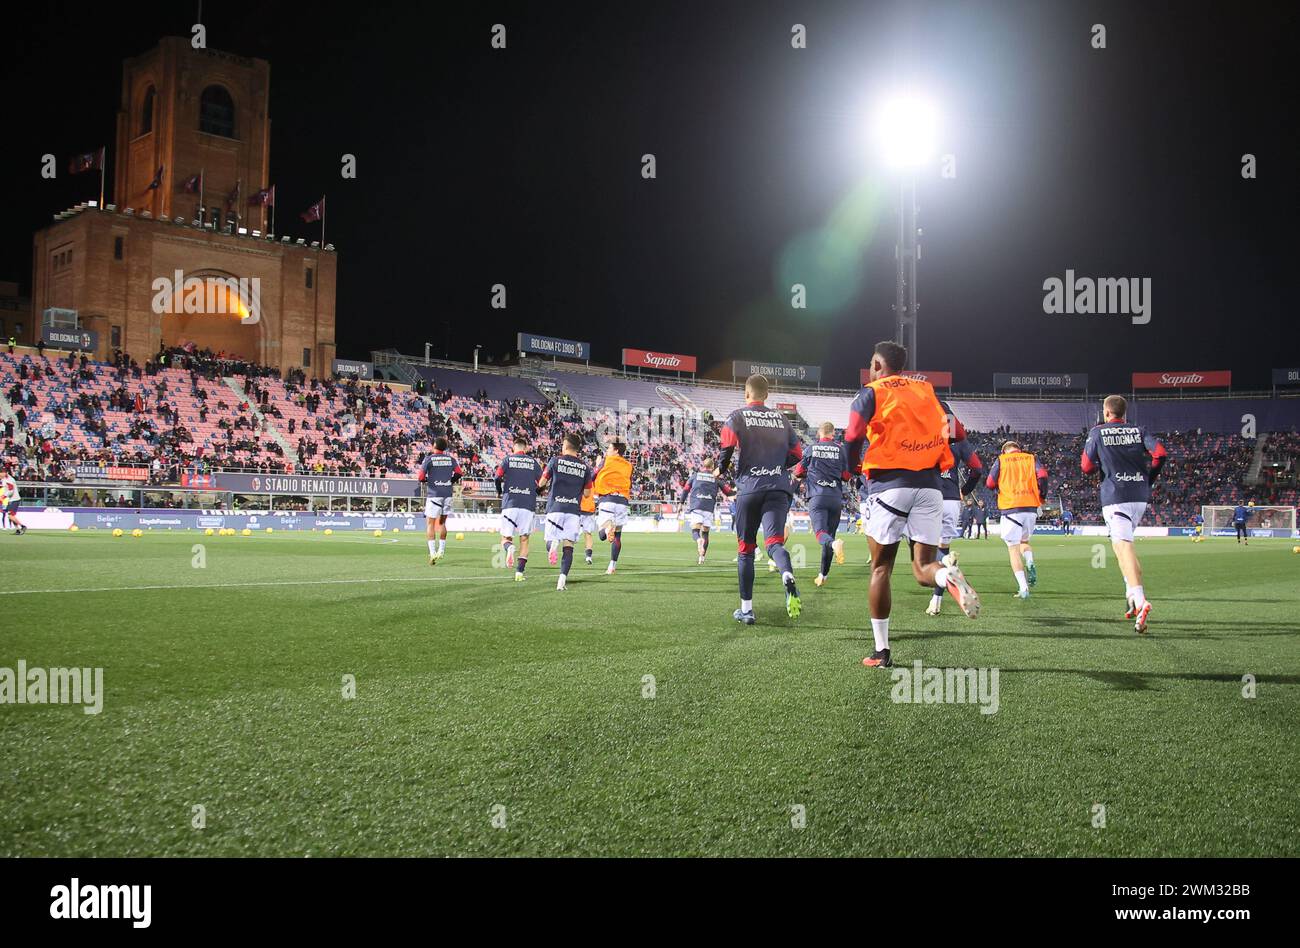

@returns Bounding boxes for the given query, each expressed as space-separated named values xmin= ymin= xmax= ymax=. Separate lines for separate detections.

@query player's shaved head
xmin=870 ymin=341 xmax=907 ymax=379
xmin=1103 ymin=394 xmax=1127 ymax=420
xmin=745 ymin=374 xmax=769 ymax=401
xmin=818 ymin=421 xmax=835 ymax=438
xmin=513 ymin=433 xmax=528 ymax=448
xmin=563 ymin=432 xmax=582 ymax=453
xmin=434 ymin=436 xmax=448 ymax=451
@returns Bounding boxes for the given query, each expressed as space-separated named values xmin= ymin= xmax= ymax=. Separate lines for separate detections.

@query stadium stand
xmin=3 ymin=348 xmax=1296 ymax=522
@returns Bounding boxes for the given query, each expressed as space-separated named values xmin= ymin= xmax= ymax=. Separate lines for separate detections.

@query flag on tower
xmin=181 ymin=172 xmax=203 ymax=193
xmin=248 ymin=185 xmax=275 ymax=207
xmin=300 ymin=197 xmax=324 ymax=222
xmin=68 ymin=147 xmax=105 ymax=175
xmin=147 ymin=165 xmax=164 ymax=190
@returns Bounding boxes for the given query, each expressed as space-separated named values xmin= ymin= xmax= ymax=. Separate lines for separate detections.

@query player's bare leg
xmin=1007 ymin=543 xmax=1029 ymax=598
xmin=1113 ymin=539 xmax=1151 ymax=632
xmin=431 ymin=517 xmax=447 ymax=561
xmin=864 ymin=537 xmax=897 ymax=667
xmin=1020 ymin=540 xmax=1037 ymax=587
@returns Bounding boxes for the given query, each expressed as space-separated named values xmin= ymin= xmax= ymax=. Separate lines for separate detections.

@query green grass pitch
xmin=1 ymin=527 xmax=1296 ymax=857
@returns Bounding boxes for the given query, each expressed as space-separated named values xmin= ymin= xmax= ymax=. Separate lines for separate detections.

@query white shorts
xmin=579 ymin=513 xmax=598 ymax=535
xmin=544 ymin=512 xmax=581 ymax=544
xmin=597 ymin=500 xmax=630 ymax=528
xmin=1103 ymin=502 xmax=1147 ymax=542
xmin=424 ymin=496 xmax=451 ymax=519
xmin=942 ymin=499 xmax=963 ymax=544
xmin=865 ymin=487 xmax=943 ymax=547
xmin=686 ymin=509 xmax=713 ymax=529
xmin=500 ymin=507 xmax=535 ymax=536
xmin=1000 ymin=510 xmax=1037 ymax=545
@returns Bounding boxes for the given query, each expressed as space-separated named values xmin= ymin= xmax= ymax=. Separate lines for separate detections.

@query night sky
xmin=3 ymin=0 xmax=1296 ymax=390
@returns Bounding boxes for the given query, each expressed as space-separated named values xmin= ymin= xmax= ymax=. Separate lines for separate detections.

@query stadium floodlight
xmin=867 ymin=91 xmax=942 ymax=372
xmin=871 ymin=93 xmax=939 ymax=169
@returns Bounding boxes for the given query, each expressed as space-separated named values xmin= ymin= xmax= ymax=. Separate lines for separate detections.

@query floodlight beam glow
xmin=871 ymin=95 xmax=940 ymax=169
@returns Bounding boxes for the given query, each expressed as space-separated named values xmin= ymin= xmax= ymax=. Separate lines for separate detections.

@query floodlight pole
xmin=893 ymin=172 xmax=919 ymax=371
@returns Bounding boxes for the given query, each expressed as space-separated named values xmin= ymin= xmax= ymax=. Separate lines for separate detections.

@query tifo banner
xmin=331 ymin=358 xmax=374 ymax=380
xmin=72 ymin=464 xmax=150 ymax=482
xmin=993 ymin=372 xmax=1089 ymax=390
xmin=1273 ymin=368 xmax=1300 ymax=386
xmin=1131 ymin=370 xmax=1230 ymax=389
xmin=622 ymin=348 xmax=698 ymax=373
xmin=41 ymin=326 xmax=98 ymax=351
xmin=732 ymin=360 xmax=822 ymax=384
xmin=860 ymin=369 xmax=953 ymax=387
xmin=517 ymin=332 xmax=591 ymax=360
xmin=212 ymin=473 xmax=423 ymax=497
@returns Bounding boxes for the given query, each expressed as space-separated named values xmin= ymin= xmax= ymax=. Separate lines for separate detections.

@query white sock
xmin=740 ymin=598 xmax=753 ymax=613
xmin=782 ymin=571 xmax=794 ymax=584
xmin=1014 ymin=570 xmax=1028 ymax=592
xmin=1131 ymin=585 xmax=1146 ymax=608
xmin=428 ymin=539 xmax=437 ymax=555
xmin=934 ymin=566 xmax=951 ymax=588
xmin=871 ymin=618 xmax=890 ymax=652
xmin=438 ymin=539 xmax=446 ymax=554
xmin=1024 ymin=550 xmax=1035 ymax=566
xmin=931 ymin=591 xmax=943 ymax=603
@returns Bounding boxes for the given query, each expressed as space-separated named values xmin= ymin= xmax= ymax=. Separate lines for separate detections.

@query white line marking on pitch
xmin=0 ymin=566 xmax=735 ymax=597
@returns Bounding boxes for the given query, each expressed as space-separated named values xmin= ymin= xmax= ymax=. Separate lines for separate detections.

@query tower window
xmin=114 ymin=236 xmax=124 ymax=260
xmin=140 ymin=86 xmax=155 ymax=135
xmin=305 ymin=267 xmax=313 ymax=289
xmin=199 ymin=85 xmax=236 ymax=138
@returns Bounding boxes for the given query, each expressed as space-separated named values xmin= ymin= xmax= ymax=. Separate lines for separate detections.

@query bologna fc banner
xmin=517 ymin=332 xmax=591 ymax=361
xmin=210 ymin=473 xmax=423 ymax=497
xmin=331 ymin=359 xmax=374 ymax=380
xmin=622 ymin=348 xmax=698 ymax=373
xmin=732 ymin=360 xmax=822 ymax=384
xmin=993 ymin=372 xmax=1089 ymax=391
xmin=41 ymin=326 xmax=98 ymax=351
xmin=860 ymin=369 xmax=953 ymax=388
xmin=1273 ymin=368 xmax=1300 ymax=387
xmin=1131 ymin=370 xmax=1231 ymax=389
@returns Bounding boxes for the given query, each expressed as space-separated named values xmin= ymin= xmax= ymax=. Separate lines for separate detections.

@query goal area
xmin=1201 ymin=505 xmax=1296 ymax=537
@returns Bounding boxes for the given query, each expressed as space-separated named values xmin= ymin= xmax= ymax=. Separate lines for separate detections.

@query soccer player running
xmin=495 ymin=434 xmax=542 ymax=582
xmin=1081 ymin=394 xmax=1167 ymax=633
xmin=846 ymin=342 xmax=980 ymax=669
xmin=986 ymin=440 xmax=1048 ymax=598
xmin=536 ymin=432 xmax=594 ymax=591
xmin=926 ymin=426 xmax=984 ymax=615
xmin=717 ymin=374 xmax=803 ymax=625
xmin=579 ymin=487 xmax=598 ymax=565
xmin=592 ymin=440 xmax=633 ymax=575
xmin=792 ymin=421 xmax=851 ymax=587
xmin=681 ymin=457 xmax=732 ymax=564
xmin=1 ymin=466 xmax=26 ymax=535
xmin=417 ymin=437 xmax=460 ymax=565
